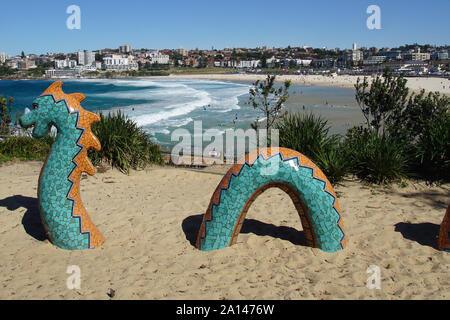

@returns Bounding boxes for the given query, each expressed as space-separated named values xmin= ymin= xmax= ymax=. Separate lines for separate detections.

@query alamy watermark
xmin=366 ymin=265 xmax=381 ymax=290
xmin=170 ymin=121 xmax=280 ymax=175
xmin=366 ymin=5 xmax=381 ymax=30
xmin=66 ymin=5 xmax=81 ymax=30
xmin=66 ymin=265 xmax=81 ymax=290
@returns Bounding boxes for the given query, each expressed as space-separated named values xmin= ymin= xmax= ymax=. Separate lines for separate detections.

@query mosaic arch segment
xmin=437 ymin=204 xmax=450 ymax=252
xmin=20 ymin=81 xmax=105 ymax=250
xmin=196 ymin=147 xmax=346 ymax=253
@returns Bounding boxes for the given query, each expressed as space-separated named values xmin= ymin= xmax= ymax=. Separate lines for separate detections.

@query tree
xmin=95 ymin=53 xmax=104 ymax=63
xmin=355 ymin=70 xmax=409 ymax=136
xmin=248 ymin=75 xmax=291 ymax=145
xmin=21 ymin=51 xmax=25 ymax=59
xmin=289 ymin=59 xmax=296 ymax=69
xmin=261 ymin=53 xmax=267 ymax=68
xmin=0 ymin=95 xmax=14 ymax=136
xmin=54 ymin=54 xmax=66 ymax=60
xmin=389 ymin=90 xmax=449 ymax=141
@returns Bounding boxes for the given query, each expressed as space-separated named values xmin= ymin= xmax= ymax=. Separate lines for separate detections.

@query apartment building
xmin=103 ymin=54 xmax=138 ymax=70
xmin=77 ymin=50 xmax=95 ymax=66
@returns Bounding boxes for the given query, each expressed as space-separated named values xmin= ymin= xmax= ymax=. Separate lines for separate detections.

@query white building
xmin=345 ymin=50 xmax=363 ymax=64
xmin=214 ymin=60 xmax=238 ymax=68
xmin=77 ymin=64 xmax=97 ymax=72
xmin=6 ymin=60 xmax=18 ymax=69
xmin=103 ymin=54 xmax=138 ymax=71
xmin=146 ymin=52 xmax=170 ymax=65
xmin=363 ymin=56 xmax=387 ymax=65
xmin=77 ymin=50 xmax=95 ymax=66
xmin=55 ymin=58 xmax=77 ymax=69
xmin=295 ymin=59 xmax=312 ymax=66
xmin=0 ymin=52 xmax=7 ymax=64
xmin=238 ymin=60 xmax=261 ymax=69
xmin=265 ymin=56 xmax=279 ymax=68
xmin=45 ymin=69 xmax=81 ymax=78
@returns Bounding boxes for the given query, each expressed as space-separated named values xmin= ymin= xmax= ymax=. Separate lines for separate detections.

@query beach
xmin=0 ymin=161 xmax=448 ymax=300
xmin=0 ymin=78 xmax=365 ymax=145
xmin=165 ymin=74 xmax=450 ymax=95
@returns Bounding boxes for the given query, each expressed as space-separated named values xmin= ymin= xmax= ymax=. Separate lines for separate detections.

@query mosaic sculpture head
xmin=20 ymin=82 xmax=85 ymax=138
xmin=19 ymin=81 xmax=105 ymax=250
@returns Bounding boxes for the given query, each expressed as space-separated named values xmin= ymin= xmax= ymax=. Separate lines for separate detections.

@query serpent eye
xmin=32 ymin=103 xmax=38 ymax=109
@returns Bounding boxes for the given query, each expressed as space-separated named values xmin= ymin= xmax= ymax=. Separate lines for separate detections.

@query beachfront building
xmin=77 ymin=50 xmax=95 ymax=66
xmin=265 ymin=56 xmax=278 ymax=68
xmin=363 ymin=56 xmax=387 ymax=65
xmin=238 ymin=60 xmax=261 ymax=69
xmin=432 ymin=50 xmax=449 ymax=61
xmin=146 ymin=51 xmax=170 ymax=65
xmin=403 ymin=48 xmax=431 ymax=61
xmin=294 ymin=59 xmax=312 ymax=67
xmin=55 ymin=58 xmax=77 ymax=69
xmin=45 ymin=68 xmax=81 ymax=78
xmin=311 ymin=58 xmax=336 ymax=68
xmin=344 ymin=50 xmax=363 ymax=65
xmin=379 ymin=50 xmax=402 ymax=61
xmin=103 ymin=54 xmax=139 ymax=71
xmin=397 ymin=61 xmax=429 ymax=74
xmin=214 ymin=59 xmax=238 ymax=68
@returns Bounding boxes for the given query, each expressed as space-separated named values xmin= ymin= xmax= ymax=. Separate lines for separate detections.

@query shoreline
xmin=2 ymin=73 xmax=449 ymax=95
xmin=160 ymin=73 xmax=450 ymax=95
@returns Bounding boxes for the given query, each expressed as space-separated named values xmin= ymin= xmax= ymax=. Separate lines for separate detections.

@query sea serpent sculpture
xmin=437 ymin=204 xmax=450 ymax=252
xmin=20 ymin=81 xmax=105 ymax=250
xmin=196 ymin=147 xmax=346 ymax=253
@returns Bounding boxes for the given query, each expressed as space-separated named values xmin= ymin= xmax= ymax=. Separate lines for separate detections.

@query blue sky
xmin=1 ymin=0 xmax=449 ymax=56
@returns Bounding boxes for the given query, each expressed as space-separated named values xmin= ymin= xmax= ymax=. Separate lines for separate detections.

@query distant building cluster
xmin=0 ymin=42 xmax=449 ymax=78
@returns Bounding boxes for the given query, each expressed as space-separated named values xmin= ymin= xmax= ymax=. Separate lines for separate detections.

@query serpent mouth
xmin=19 ymin=118 xmax=36 ymax=130
xmin=19 ymin=108 xmax=35 ymax=129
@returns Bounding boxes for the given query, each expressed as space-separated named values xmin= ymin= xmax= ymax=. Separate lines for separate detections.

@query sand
xmin=165 ymin=74 xmax=450 ymax=95
xmin=0 ymin=161 xmax=449 ymax=300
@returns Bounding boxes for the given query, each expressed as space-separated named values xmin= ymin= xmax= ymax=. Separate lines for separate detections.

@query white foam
xmin=132 ymin=90 xmax=211 ymax=126
xmin=84 ymin=78 xmax=251 ymax=132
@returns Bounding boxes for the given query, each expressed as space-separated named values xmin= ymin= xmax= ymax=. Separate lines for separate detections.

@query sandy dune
xmin=0 ymin=161 xmax=448 ymax=300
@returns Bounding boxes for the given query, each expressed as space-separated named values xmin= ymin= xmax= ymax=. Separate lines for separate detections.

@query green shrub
xmin=412 ymin=115 xmax=450 ymax=182
xmin=277 ymin=113 xmax=339 ymax=158
xmin=0 ymin=135 xmax=54 ymax=162
xmin=354 ymin=72 xmax=449 ymax=184
xmin=88 ymin=111 xmax=163 ymax=173
xmin=277 ymin=112 xmax=348 ymax=183
xmin=314 ymin=146 xmax=349 ymax=185
xmin=344 ymin=127 xmax=408 ymax=184
xmin=0 ymin=95 xmax=14 ymax=136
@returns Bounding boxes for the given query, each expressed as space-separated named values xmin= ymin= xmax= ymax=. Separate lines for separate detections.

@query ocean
xmin=0 ymin=78 xmax=363 ymax=149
